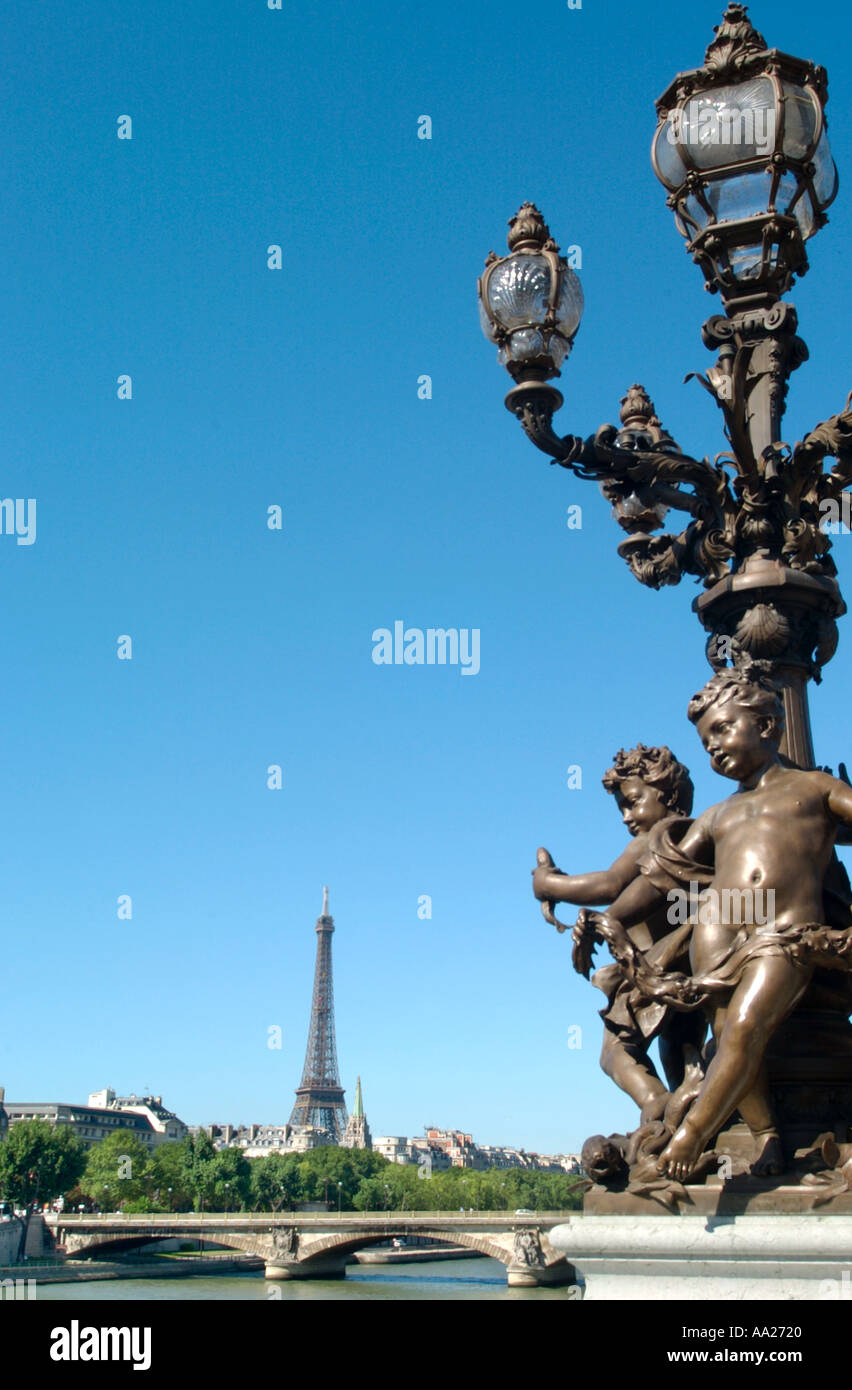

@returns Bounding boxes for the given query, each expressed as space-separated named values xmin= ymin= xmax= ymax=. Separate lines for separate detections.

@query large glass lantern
xmin=651 ymin=3 xmax=838 ymax=302
xmin=478 ymin=203 xmax=583 ymax=384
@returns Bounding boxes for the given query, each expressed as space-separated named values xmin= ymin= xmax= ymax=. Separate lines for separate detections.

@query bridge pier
xmin=265 ymin=1255 xmax=348 ymax=1281
xmin=506 ymin=1258 xmax=578 ymax=1288
xmin=504 ymin=1229 xmax=578 ymax=1288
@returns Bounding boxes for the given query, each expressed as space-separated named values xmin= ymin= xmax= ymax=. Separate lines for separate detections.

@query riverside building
xmin=3 ymin=1090 xmax=188 ymax=1151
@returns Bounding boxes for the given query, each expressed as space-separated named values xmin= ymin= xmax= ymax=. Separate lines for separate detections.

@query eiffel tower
xmin=289 ymin=887 xmax=348 ymax=1140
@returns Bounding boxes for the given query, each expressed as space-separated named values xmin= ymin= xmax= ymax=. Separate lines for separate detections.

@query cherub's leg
xmin=658 ymin=1008 xmax=707 ymax=1093
xmin=737 ymin=1066 xmax=784 ymax=1176
xmin=600 ymin=1027 xmax=668 ymax=1123
xmin=705 ymin=998 xmax=781 ymax=1171
xmin=658 ymin=956 xmax=811 ymax=1180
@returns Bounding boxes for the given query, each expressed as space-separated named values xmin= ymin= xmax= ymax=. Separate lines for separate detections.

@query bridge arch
xmin=299 ymin=1226 xmax=511 ymax=1265
xmin=58 ymin=1228 xmax=271 ymax=1261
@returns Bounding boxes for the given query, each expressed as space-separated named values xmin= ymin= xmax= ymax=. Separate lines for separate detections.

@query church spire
xmin=352 ymin=1076 xmax=364 ymax=1118
xmin=341 ymin=1075 xmax=371 ymax=1151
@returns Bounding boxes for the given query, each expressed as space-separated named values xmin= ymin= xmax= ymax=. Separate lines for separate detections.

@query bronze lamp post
xmin=478 ymin=2 xmax=849 ymax=770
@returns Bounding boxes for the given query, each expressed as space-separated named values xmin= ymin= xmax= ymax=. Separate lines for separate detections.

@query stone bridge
xmin=45 ymin=1212 xmax=579 ymax=1287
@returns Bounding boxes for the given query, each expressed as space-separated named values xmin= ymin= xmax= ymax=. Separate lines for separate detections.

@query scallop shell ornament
xmin=734 ymin=604 xmax=791 ymax=657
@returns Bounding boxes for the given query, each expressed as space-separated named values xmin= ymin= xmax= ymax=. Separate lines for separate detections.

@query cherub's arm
xmin=604 ymin=812 xmax=715 ymax=932
xmin=825 ymin=772 xmax=852 ymax=831
xmin=532 ymin=839 xmax=644 ymax=908
xmin=829 ymin=764 xmax=852 ymax=845
xmin=604 ymin=872 xmax=665 ymax=933
xmin=586 ymin=813 xmax=714 ymax=1004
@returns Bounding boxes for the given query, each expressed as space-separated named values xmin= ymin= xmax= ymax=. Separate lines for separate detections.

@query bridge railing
xmin=47 ymin=1210 xmax=572 ymax=1224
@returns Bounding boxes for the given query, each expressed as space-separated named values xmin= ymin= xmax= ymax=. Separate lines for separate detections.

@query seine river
xmin=35 ymin=1258 xmax=573 ymax=1301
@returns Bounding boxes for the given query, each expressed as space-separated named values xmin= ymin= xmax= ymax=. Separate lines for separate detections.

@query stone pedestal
xmin=550 ymin=1214 xmax=852 ymax=1300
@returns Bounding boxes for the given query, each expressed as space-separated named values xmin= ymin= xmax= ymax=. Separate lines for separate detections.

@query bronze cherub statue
xmin=533 ymin=744 xmax=705 ymax=1125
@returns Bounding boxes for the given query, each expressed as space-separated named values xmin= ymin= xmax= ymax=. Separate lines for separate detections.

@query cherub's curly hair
xmin=601 ymin=744 xmax=694 ymax=816
xmin=687 ymin=667 xmax=785 ymax=739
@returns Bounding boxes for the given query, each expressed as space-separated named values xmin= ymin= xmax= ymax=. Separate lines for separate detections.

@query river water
xmin=35 ymin=1258 xmax=572 ymax=1301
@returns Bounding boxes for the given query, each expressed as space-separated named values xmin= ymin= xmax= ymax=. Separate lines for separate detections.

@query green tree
xmin=80 ymin=1131 xmax=154 ymax=1210
xmin=0 ymin=1119 xmax=86 ymax=1209
xmin=293 ymin=1147 xmax=388 ymax=1209
xmin=181 ymin=1131 xmax=218 ymax=1212
xmin=0 ymin=1120 xmax=87 ymax=1261
xmin=350 ymin=1161 xmax=584 ymax=1213
xmin=150 ymin=1140 xmax=194 ymax=1212
xmin=248 ymin=1153 xmax=303 ymax=1212
xmin=353 ymin=1162 xmax=420 ymax=1211
xmin=208 ymin=1147 xmax=251 ymax=1211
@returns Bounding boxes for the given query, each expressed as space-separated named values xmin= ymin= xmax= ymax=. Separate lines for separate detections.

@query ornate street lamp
xmin=652 ymin=4 xmax=837 ymax=306
xmin=477 ymin=2 xmax=851 ymax=769
xmin=478 ymin=202 xmax=583 ymax=387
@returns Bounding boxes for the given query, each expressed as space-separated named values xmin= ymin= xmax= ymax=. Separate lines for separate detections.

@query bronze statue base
xmin=585 ymin=1181 xmax=852 ymax=1216
xmin=583 ymin=1114 xmax=852 ymax=1214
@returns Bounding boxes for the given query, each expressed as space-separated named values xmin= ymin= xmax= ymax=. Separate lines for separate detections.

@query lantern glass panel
xmin=554 ymin=268 xmax=584 ymax=340
xmin=654 ymin=117 xmax=689 ymax=189
xmin=705 ymin=169 xmax=774 ymax=223
xmin=729 ymin=243 xmax=779 ymax=283
xmin=550 ymin=334 xmax=570 ymax=369
xmin=485 ymin=254 xmax=552 ymax=330
xmin=478 ymin=294 xmax=499 ymax=343
xmin=769 ymin=169 xmax=815 ymax=238
xmin=498 ymin=328 xmax=545 ymax=363
xmin=781 ymin=83 xmax=819 ymax=161
xmin=774 ymin=171 xmax=800 ymax=213
xmin=684 ymin=79 xmax=776 ymax=169
xmin=793 ymin=196 xmax=816 ymax=239
xmin=684 ymin=193 xmax=711 ymax=231
xmin=812 ymin=129 xmax=839 ymax=207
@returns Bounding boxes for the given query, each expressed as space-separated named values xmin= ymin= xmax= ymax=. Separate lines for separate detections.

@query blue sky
xmin=3 ymin=0 xmax=852 ymax=1154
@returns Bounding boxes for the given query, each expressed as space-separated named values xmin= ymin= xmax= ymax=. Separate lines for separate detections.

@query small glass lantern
xmin=601 ymin=386 xmax=675 ymax=534
xmin=478 ymin=203 xmax=583 ymax=383
xmin=651 ymin=4 xmax=838 ymax=301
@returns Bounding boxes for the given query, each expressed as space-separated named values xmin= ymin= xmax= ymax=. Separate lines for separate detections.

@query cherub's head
xmin=687 ymin=669 xmax=784 ymax=781
xmin=602 ymin=744 xmax=693 ymax=836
